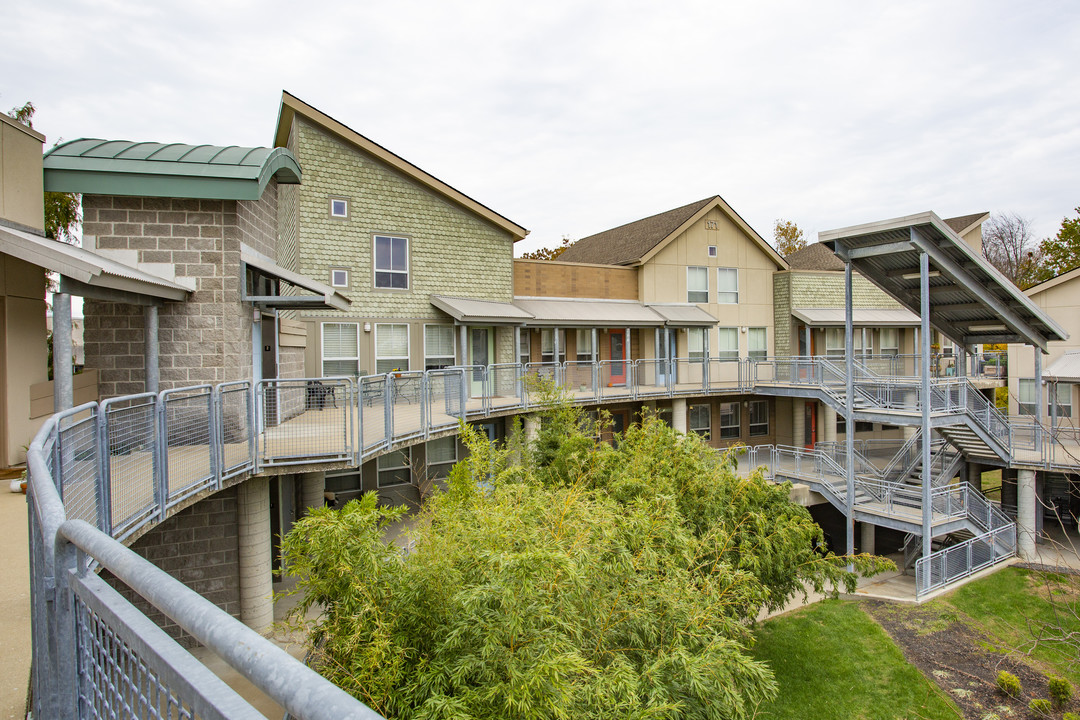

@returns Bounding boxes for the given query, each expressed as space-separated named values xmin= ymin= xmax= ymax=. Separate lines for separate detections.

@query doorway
xmin=804 ymin=400 xmax=817 ymax=448
xmin=609 ymin=329 xmax=627 ymax=385
xmin=657 ymin=331 xmax=677 ymax=386
xmin=469 ymin=326 xmax=493 ymax=396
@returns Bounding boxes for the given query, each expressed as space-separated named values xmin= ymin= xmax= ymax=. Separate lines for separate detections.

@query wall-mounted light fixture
xmin=363 ymin=322 xmax=372 ymax=332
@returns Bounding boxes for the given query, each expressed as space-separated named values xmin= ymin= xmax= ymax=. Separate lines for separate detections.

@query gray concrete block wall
xmin=103 ymin=487 xmax=240 ymax=649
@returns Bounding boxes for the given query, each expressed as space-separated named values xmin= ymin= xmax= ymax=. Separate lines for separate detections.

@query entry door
xmin=804 ymin=401 xmax=817 ymax=449
xmin=609 ymin=329 xmax=627 ymax=385
xmin=469 ymin=327 xmax=492 ymax=395
xmin=258 ymin=312 xmax=279 ymax=427
xmin=657 ymin=332 xmax=677 ymax=385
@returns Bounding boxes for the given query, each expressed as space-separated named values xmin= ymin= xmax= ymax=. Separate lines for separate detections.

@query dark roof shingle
xmin=785 ymin=242 xmax=844 ymax=271
xmin=944 ymin=212 xmax=989 ymax=235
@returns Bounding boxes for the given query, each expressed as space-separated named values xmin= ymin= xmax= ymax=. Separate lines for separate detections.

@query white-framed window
xmin=717 ymin=327 xmax=739 ymax=360
xmin=424 ymin=325 xmax=455 ymax=370
xmin=374 ymin=235 xmax=409 ymax=289
xmin=575 ymin=329 xmax=593 ymax=362
xmin=749 ymin=400 xmax=769 ymax=437
xmin=825 ymin=328 xmax=859 ymax=358
xmin=708 ymin=245 xmax=717 ymax=257
xmin=689 ymin=404 xmax=711 ymax=438
xmin=880 ymin=328 xmax=899 ymax=356
xmin=1052 ymin=383 xmax=1074 ymax=418
xmin=748 ymin=327 xmax=767 ymax=360
xmin=322 ymin=322 xmax=360 ymax=376
xmin=377 ymin=447 xmax=411 ymax=487
xmin=425 ymin=436 xmax=458 ymax=480
xmin=329 ymin=268 xmax=349 ymax=288
xmin=519 ymin=331 xmax=531 ymax=365
xmin=330 ymin=198 xmax=348 ymax=218
xmin=1018 ymin=378 xmax=1036 ymax=416
xmin=687 ymin=266 xmax=709 ymax=303
xmin=717 ymin=268 xmax=738 ymax=304
xmin=719 ymin=402 xmax=740 ymax=439
xmin=375 ymin=323 xmax=409 ymax=373
xmin=541 ymin=329 xmax=566 ymax=364
xmin=688 ymin=328 xmax=706 ymax=361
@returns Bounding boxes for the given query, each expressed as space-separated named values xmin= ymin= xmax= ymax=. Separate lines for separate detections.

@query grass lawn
xmin=751 ymin=600 xmax=959 ymax=719
xmin=981 ymin=468 xmax=1002 ymax=501
xmin=936 ymin=566 xmax=1080 ymax=685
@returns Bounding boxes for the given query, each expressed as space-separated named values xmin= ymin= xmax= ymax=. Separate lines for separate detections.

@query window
xmin=749 ymin=400 xmax=769 ymax=437
xmin=1019 ymin=378 xmax=1036 ymax=416
xmin=717 ymin=268 xmax=738 ymax=304
xmin=330 ymin=198 xmax=348 ymax=218
xmin=377 ymin=447 xmax=411 ymax=487
xmin=717 ymin=327 xmax=739 ymax=360
xmin=424 ymin=325 xmax=455 ymax=370
xmin=575 ymin=329 xmax=593 ymax=362
xmin=708 ymin=245 xmax=717 ymax=257
xmin=329 ymin=268 xmax=349 ymax=288
xmin=426 ymin=436 xmax=457 ymax=480
xmin=519 ymin=331 xmax=531 ymax=365
xmin=1052 ymin=383 xmax=1073 ymax=418
xmin=689 ymin=404 xmax=711 ymax=438
xmin=880 ymin=328 xmax=899 ymax=356
xmin=375 ymin=323 xmax=409 ymax=373
xmin=719 ymin=402 xmax=740 ymax=439
xmin=825 ymin=328 xmax=861 ymax=357
xmin=687 ymin=266 xmax=709 ymax=303
xmin=688 ymin=328 xmax=706 ymax=361
xmin=748 ymin=327 xmax=767 ymax=360
xmin=541 ymin=329 xmax=566 ymax=364
xmin=374 ymin=235 xmax=408 ymax=289
xmin=322 ymin=322 xmax=360 ymax=376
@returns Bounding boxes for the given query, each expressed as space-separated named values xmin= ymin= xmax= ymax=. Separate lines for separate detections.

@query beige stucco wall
xmin=0 ymin=113 xmax=45 ymax=233
xmin=1007 ymin=278 xmax=1080 ymax=416
xmin=0 ymin=255 xmax=48 ymax=465
xmin=640 ymin=206 xmax=778 ymax=357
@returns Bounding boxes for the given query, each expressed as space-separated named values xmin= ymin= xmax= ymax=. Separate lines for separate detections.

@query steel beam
xmin=144 ymin=305 xmax=160 ymax=394
xmin=845 ymin=260 xmax=855 ymax=560
xmin=53 ymin=292 xmax=74 ymax=412
xmin=920 ymin=252 xmax=933 ymax=560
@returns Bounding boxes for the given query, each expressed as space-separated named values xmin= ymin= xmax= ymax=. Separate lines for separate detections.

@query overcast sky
xmin=3 ymin=1 xmax=1078 ymax=255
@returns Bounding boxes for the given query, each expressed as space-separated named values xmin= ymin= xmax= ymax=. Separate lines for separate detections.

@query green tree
xmin=282 ymin=390 xmax=890 ymax=719
xmin=8 ymin=101 xmax=81 ymax=243
xmin=520 ymin=236 xmax=574 ymax=260
xmin=1037 ymin=206 xmax=1080 ymax=281
xmin=773 ymin=219 xmax=806 ymax=256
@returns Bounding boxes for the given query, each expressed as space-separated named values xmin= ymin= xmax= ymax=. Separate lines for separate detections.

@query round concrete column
xmin=824 ymin=405 xmax=838 ymax=443
xmin=237 ymin=477 xmax=274 ymax=633
xmin=672 ymin=398 xmax=687 ymax=433
xmin=861 ymin=522 xmax=875 ymax=555
xmin=1017 ymin=468 xmax=1037 ymax=561
xmin=523 ymin=415 xmax=540 ymax=442
xmin=965 ymin=462 xmax=982 ymax=492
xmin=792 ymin=400 xmax=805 ymax=447
xmin=300 ymin=472 xmax=326 ymax=515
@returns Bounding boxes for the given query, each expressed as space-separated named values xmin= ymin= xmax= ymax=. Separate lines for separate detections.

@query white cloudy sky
xmin=3 ymin=1 xmax=1078 ymax=255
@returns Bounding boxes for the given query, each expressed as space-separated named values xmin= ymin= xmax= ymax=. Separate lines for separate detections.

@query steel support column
xmin=804 ymin=325 xmax=811 ymax=357
xmin=591 ymin=327 xmax=598 ymax=364
xmin=1035 ymin=347 xmax=1044 ymax=427
xmin=144 ymin=305 xmax=160 ymax=395
xmin=920 ymin=251 xmax=933 ymax=560
xmin=844 ymin=260 xmax=855 ymax=559
xmin=52 ymin=291 xmax=74 ymax=412
xmin=459 ymin=325 xmax=468 ymax=365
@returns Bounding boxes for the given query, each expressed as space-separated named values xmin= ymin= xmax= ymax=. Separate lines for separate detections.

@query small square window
xmin=330 ymin=198 xmax=348 ymax=218
xmin=708 ymin=245 xmax=717 ymax=257
xmin=330 ymin=268 xmax=349 ymax=287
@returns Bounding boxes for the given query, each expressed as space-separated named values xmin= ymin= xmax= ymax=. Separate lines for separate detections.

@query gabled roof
xmin=274 ymin=92 xmax=527 ymax=241
xmin=943 ymin=212 xmax=990 ymax=237
xmin=43 ymin=140 xmax=300 ymax=200
xmin=785 ymin=242 xmax=844 ymax=271
xmin=1023 ymin=265 xmax=1080 ymax=297
xmin=558 ymin=195 xmax=786 ymax=269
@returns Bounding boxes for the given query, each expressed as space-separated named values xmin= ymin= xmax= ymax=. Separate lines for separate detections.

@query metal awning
xmin=647 ymin=304 xmax=719 ymax=327
xmin=1044 ymin=351 xmax=1080 ymax=383
xmin=792 ymin=308 xmax=921 ymax=327
xmin=0 ymin=222 xmax=190 ymax=301
xmin=431 ymin=295 xmax=533 ymax=324
xmin=513 ymin=298 xmax=664 ymax=327
xmin=819 ymin=211 xmax=1068 ymax=351
xmin=241 ymin=245 xmax=350 ymax=311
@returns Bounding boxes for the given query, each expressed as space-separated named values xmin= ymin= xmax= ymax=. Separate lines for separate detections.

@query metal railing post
xmin=385 ymin=374 xmax=394 ymax=448
xmin=156 ymin=393 xmax=168 ymax=521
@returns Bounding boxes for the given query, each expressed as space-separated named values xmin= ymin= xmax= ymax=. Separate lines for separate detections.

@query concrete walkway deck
xmin=0 ymin=472 xmax=30 ymax=720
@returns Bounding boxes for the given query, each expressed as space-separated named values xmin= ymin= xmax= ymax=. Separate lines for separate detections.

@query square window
xmin=330 ymin=268 xmax=349 ymax=288
xmin=748 ymin=327 xmax=767 ymax=361
xmin=719 ymin=402 xmax=740 ymax=439
xmin=708 ymin=245 xmax=717 ymax=257
xmin=575 ymin=328 xmax=593 ymax=361
xmin=717 ymin=268 xmax=738 ymax=304
xmin=717 ymin=327 xmax=739 ymax=360
xmin=688 ymin=328 xmax=706 ymax=361
xmin=322 ymin=322 xmax=360 ymax=376
xmin=687 ymin=266 xmax=709 ymax=303
xmin=376 ymin=323 xmax=410 ymax=374
xmin=374 ymin=235 xmax=409 ymax=289
xmin=425 ymin=325 xmax=456 ymax=370
xmin=330 ymin=198 xmax=348 ymax=218
xmin=426 ymin=436 xmax=458 ymax=480
xmin=378 ymin=447 xmax=411 ymax=488
xmin=689 ymin=404 xmax=710 ymax=438
xmin=749 ymin=400 xmax=769 ymax=437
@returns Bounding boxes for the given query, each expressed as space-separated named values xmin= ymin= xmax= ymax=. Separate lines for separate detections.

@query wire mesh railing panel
xmin=218 ymin=382 xmax=254 ymax=479
xmin=915 ymin=524 xmax=1017 ymax=598
xmin=670 ymin=358 xmax=707 ymax=395
xmin=359 ymin=375 xmax=388 ymax=455
xmin=633 ymin=359 xmax=670 ymax=397
xmin=562 ymin=362 xmax=597 ymax=400
xmin=161 ymin=387 xmax=215 ymax=509
xmin=103 ymin=394 xmax=159 ymax=541
xmin=427 ymin=369 xmax=467 ymax=431
xmin=56 ymin=405 xmax=102 ymax=529
xmin=706 ymin=358 xmax=742 ymax=391
xmin=258 ymin=379 xmax=354 ymax=466
xmin=487 ymin=363 xmax=524 ymax=411
xmin=598 ymin=361 xmax=635 ymax=400
xmin=389 ymin=372 xmax=426 ymax=442
xmin=523 ymin=363 xmax=561 ymax=405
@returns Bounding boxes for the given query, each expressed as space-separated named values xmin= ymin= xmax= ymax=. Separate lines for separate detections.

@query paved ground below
xmin=0 ymin=471 xmax=30 ymax=720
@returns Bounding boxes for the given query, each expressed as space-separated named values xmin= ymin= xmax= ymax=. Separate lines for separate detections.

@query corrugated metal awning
xmin=0 ymin=223 xmax=190 ymax=301
xmin=647 ymin=304 xmax=718 ymax=326
xmin=431 ymin=295 xmax=533 ymax=324
xmin=792 ymin=308 xmax=921 ymax=327
xmin=1045 ymin=352 xmax=1080 ymax=382
xmin=241 ymin=245 xmax=350 ymax=311
xmin=514 ymin=298 xmax=663 ymax=327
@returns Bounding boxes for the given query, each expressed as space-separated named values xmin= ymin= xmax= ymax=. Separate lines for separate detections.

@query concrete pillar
xmin=672 ymin=397 xmax=687 ymax=433
xmin=52 ymin=291 xmax=73 ymax=412
xmin=237 ymin=477 xmax=274 ymax=633
xmin=523 ymin=415 xmax=540 ymax=443
xmin=792 ymin=399 xmax=805 ymax=447
xmin=1017 ymin=468 xmax=1037 ymax=561
xmin=144 ymin=305 xmax=160 ymax=394
xmin=966 ymin=462 xmax=981 ymax=492
xmin=459 ymin=325 xmax=468 ymax=365
xmin=861 ymin=522 xmax=875 ymax=555
xmin=823 ymin=405 xmax=838 ymax=443
xmin=300 ymin=472 xmax=326 ymax=515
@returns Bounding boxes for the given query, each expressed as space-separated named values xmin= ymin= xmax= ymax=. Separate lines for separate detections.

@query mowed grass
xmin=751 ymin=600 xmax=959 ymax=720
xmin=936 ymin=566 xmax=1080 ymax=685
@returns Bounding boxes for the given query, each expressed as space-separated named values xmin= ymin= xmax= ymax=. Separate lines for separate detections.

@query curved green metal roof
xmin=43 ymin=139 xmax=301 ymax=200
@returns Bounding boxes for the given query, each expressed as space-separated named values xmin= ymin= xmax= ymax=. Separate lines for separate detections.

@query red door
xmin=804 ymin=401 xmax=817 ymax=449
xmin=609 ymin=330 xmax=626 ymax=385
